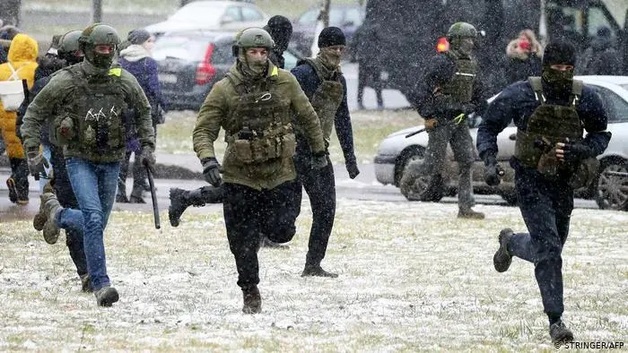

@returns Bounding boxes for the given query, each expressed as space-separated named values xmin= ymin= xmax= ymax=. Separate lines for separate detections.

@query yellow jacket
xmin=0 ymin=33 xmax=38 ymax=158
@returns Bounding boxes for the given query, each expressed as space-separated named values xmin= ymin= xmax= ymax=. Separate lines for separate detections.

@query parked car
xmin=374 ymin=76 xmax=628 ymax=210
xmin=291 ymin=4 xmax=365 ymax=57
xmin=153 ymin=30 xmax=302 ymax=111
xmin=145 ymin=1 xmax=269 ymax=37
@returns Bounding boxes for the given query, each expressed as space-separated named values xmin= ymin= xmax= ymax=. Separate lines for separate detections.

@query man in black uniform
xmin=477 ymin=41 xmax=611 ymax=346
xmin=289 ymin=27 xmax=359 ymax=277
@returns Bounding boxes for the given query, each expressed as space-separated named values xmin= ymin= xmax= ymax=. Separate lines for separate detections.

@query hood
xmin=8 ymin=33 xmax=38 ymax=63
xmin=120 ymin=44 xmax=151 ymax=62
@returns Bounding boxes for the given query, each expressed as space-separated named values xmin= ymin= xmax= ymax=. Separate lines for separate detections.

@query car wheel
xmin=594 ymin=158 xmax=628 ymax=210
xmin=499 ymin=192 xmax=518 ymax=206
xmin=397 ymin=147 xmax=444 ymax=202
xmin=394 ymin=147 xmax=425 ymax=186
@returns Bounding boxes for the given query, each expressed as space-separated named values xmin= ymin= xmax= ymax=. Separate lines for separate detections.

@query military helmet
xmin=58 ymin=30 xmax=82 ymax=54
xmin=446 ymin=22 xmax=477 ymax=39
xmin=236 ymin=27 xmax=275 ymax=50
xmin=78 ymin=23 xmax=120 ymax=48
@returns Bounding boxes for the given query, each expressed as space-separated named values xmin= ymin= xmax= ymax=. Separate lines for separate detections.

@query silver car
xmin=374 ymin=76 xmax=628 ymax=210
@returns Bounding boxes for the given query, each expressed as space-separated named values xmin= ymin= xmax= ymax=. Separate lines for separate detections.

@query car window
xmin=170 ymin=5 xmax=222 ymax=24
xmin=212 ymin=41 xmax=236 ymax=65
xmin=153 ymin=36 xmax=209 ymax=61
xmin=224 ymin=6 xmax=242 ymax=22
xmin=283 ymin=50 xmax=298 ymax=71
xmin=344 ymin=8 xmax=363 ymax=26
xmin=601 ymin=88 xmax=628 ymax=123
xmin=298 ymin=9 xmax=318 ymax=25
xmin=241 ymin=7 xmax=264 ymax=21
xmin=329 ymin=8 xmax=344 ymax=26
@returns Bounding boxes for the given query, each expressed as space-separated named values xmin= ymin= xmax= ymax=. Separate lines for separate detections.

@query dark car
xmin=291 ymin=4 xmax=365 ymax=57
xmin=153 ymin=30 xmax=302 ymax=111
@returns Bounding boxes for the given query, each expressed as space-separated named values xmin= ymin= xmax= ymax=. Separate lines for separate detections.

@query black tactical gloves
xmin=26 ymin=149 xmax=49 ymax=178
xmin=310 ymin=151 xmax=328 ymax=170
xmin=556 ymin=140 xmax=595 ymax=163
xmin=346 ymin=158 xmax=360 ymax=179
xmin=202 ymin=157 xmax=222 ymax=187
xmin=483 ymin=154 xmax=503 ymax=186
xmin=140 ymin=148 xmax=156 ymax=173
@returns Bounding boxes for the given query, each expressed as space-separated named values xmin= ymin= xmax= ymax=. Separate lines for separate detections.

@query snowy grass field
xmin=1 ymin=200 xmax=626 ymax=351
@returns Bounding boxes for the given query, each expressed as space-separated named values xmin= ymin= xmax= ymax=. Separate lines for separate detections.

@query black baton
xmin=144 ymin=160 xmax=160 ymax=229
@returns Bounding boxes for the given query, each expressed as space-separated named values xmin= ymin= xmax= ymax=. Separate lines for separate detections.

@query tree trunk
xmin=91 ymin=0 xmax=103 ymax=23
xmin=321 ymin=0 xmax=331 ymax=27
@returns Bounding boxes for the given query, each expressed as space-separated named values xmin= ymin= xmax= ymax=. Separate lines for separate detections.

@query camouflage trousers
xmin=400 ymin=122 xmax=475 ymax=209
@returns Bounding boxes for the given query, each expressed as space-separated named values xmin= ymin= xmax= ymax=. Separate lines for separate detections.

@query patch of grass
xmin=156 ymin=108 xmax=420 ymax=162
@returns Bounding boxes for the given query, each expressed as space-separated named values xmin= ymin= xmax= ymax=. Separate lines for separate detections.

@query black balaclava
xmin=264 ymin=15 xmax=292 ymax=54
xmin=541 ymin=41 xmax=576 ymax=100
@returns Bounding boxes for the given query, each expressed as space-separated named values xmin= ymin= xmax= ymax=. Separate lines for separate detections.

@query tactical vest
xmin=514 ymin=77 xmax=584 ymax=177
xmin=53 ymin=66 xmax=127 ymax=153
xmin=225 ymin=72 xmax=295 ymax=165
xmin=304 ymin=58 xmax=344 ymax=148
xmin=440 ymin=51 xmax=477 ymax=103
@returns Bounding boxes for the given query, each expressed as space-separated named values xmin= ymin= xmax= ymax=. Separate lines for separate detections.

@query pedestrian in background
xmin=504 ymin=29 xmax=542 ymax=84
xmin=0 ymin=32 xmax=38 ymax=205
xmin=353 ymin=22 xmax=384 ymax=110
xmin=117 ymin=28 xmax=166 ymax=203
xmin=577 ymin=27 xmax=622 ymax=76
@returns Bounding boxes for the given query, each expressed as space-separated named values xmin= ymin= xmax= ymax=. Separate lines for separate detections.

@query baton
xmin=144 ymin=160 xmax=160 ymax=229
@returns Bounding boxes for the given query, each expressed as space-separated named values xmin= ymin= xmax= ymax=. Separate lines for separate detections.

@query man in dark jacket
xmin=353 ymin=23 xmax=384 ymax=110
xmin=263 ymin=15 xmax=292 ymax=69
xmin=401 ymin=22 xmax=487 ymax=219
xmin=578 ymin=27 xmax=622 ymax=76
xmin=477 ymin=41 xmax=611 ymax=346
xmin=289 ymin=27 xmax=360 ymax=277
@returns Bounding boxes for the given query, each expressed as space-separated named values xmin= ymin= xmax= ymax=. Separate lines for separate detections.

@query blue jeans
xmin=65 ymin=158 xmax=120 ymax=291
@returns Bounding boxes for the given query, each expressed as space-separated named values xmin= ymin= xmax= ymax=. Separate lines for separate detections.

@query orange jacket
xmin=0 ymin=33 xmax=38 ymax=159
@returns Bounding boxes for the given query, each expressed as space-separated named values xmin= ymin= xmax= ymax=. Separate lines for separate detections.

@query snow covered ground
xmin=0 ymin=199 xmax=626 ymax=351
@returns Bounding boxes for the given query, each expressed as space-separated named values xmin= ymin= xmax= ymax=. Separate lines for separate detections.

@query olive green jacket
xmin=193 ymin=62 xmax=326 ymax=190
xmin=21 ymin=60 xmax=155 ymax=162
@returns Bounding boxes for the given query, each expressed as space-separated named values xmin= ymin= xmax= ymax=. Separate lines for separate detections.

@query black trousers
xmin=357 ymin=61 xmax=383 ymax=108
xmin=508 ymin=162 xmax=573 ymax=317
xmin=291 ymin=155 xmax=336 ymax=267
xmin=223 ymin=182 xmax=297 ymax=290
xmin=50 ymin=144 xmax=88 ymax=277
xmin=118 ymin=150 xmax=145 ymax=198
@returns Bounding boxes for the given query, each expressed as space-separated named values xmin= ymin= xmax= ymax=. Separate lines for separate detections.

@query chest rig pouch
xmin=227 ymin=74 xmax=295 ymax=165
xmin=440 ymin=51 xmax=477 ymax=103
xmin=514 ymin=77 xmax=599 ymax=187
xmin=309 ymin=63 xmax=344 ymax=148
xmin=55 ymin=66 xmax=127 ymax=152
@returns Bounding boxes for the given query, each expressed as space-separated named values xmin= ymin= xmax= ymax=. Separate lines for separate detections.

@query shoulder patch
xmin=109 ymin=68 xmax=122 ymax=77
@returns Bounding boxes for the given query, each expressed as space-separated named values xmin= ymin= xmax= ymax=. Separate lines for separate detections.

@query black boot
xmin=242 ymin=286 xmax=261 ymax=314
xmin=301 ymin=264 xmax=338 ymax=278
xmin=550 ymin=320 xmax=574 ymax=347
xmin=168 ymin=186 xmax=224 ymax=227
xmin=493 ymin=228 xmax=514 ymax=273
xmin=10 ymin=158 xmax=29 ymax=205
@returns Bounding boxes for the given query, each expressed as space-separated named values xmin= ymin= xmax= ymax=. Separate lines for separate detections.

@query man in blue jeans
xmin=21 ymin=24 xmax=155 ymax=307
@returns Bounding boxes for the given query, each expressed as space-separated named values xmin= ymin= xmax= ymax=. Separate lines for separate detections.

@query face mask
xmin=85 ymin=44 xmax=115 ymax=70
xmin=319 ymin=48 xmax=342 ymax=69
xmin=238 ymin=51 xmax=268 ymax=78
xmin=457 ymin=38 xmax=474 ymax=56
xmin=541 ymin=67 xmax=574 ymax=89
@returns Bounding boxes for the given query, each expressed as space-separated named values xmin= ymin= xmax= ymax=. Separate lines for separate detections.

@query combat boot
xmin=6 ymin=177 xmax=17 ymax=203
xmin=129 ymin=184 xmax=145 ymax=204
xmin=242 ymin=286 xmax=262 ymax=314
xmin=94 ymin=286 xmax=119 ymax=307
xmin=457 ymin=207 xmax=485 ymax=219
xmin=493 ymin=228 xmax=514 ymax=273
xmin=168 ymin=187 xmax=207 ymax=227
xmin=302 ymin=264 xmax=338 ymax=278
xmin=33 ymin=181 xmax=55 ymax=231
xmin=549 ymin=320 xmax=574 ymax=347
xmin=80 ymin=274 xmax=93 ymax=293
xmin=41 ymin=192 xmax=62 ymax=245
